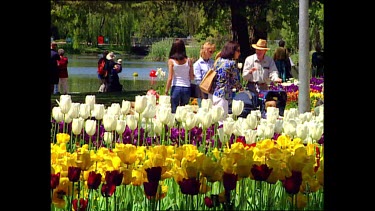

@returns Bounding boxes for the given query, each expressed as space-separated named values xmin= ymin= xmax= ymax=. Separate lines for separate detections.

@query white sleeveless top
xmin=171 ymin=59 xmax=191 ymax=87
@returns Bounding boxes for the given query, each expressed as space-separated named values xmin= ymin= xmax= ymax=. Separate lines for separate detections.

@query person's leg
xmin=181 ymin=86 xmax=191 ymax=106
xmin=170 ymin=86 xmax=179 ymax=113
xmin=62 ymin=78 xmax=68 ymax=94
xmin=53 ymin=84 xmax=59 ymax=94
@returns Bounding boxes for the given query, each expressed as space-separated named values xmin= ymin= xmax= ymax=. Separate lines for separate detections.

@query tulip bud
xmin=72 ymin=117 xmax=84 ymax=135
xmin=85 ymin=95 xmax=96 ymax=111
xmin=135 ymin=95 xmax=148 ymax=114
xmin=85 ymin=119 xmax=97 ymax=136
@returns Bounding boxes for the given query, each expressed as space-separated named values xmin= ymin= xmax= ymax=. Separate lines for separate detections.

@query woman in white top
xmin=193 ymin=42 xmax=215 ymax=107
xmin=164 ymin=39 xmax=194 ymax=113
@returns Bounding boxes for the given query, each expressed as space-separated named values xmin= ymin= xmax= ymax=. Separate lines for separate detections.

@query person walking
xmin=50 ymin=42 xmax=60 ymax=94
xmin=193 ymin=42 xmax=215 ymax=107
xmin=210 ymin=41 xmax=243 ymax=122
xmin=57 ymin=48 xmax=69 ymax=95
xmin=164 ymin=38 xmax=194 ymax=113
xmin=242 ymin=38 xmax=282 ymax=96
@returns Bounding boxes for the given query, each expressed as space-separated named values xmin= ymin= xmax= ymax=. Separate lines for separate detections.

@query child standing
xmin=107 ymin=59 xmax=123 ymax=92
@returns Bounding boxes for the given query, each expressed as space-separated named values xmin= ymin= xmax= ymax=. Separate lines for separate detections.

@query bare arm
xmin=165 ymin=59 xmax=174 ymax=95
xmin=188 ymin=58 xmax=194 ymax=80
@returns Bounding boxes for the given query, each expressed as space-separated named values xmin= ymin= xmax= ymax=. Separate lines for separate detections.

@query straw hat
xmin=251 ymin=39 xmax=270 ymax=50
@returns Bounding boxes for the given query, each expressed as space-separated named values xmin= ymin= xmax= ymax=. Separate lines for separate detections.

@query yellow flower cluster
xmin=51 ymin=134 xmax=324 ymax=210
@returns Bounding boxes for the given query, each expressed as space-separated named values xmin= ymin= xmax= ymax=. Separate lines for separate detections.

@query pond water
xmin=66 ymin=54 xmax=168 ymax=93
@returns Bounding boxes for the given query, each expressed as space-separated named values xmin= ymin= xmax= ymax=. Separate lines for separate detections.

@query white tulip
xmin=108 ymin=103 xmax=121 ymax=116
xmin=142 ymin=103 xmax=156 ymax=119
xmin=243 ymin=129 xmax=257 ymax=144
xmin=196 ymin=107 xmax=209 ymax=125
xmin=103 ymin=131 xmax=113 ymax=144
xmin=158 ymin=105 xmax=172 ymax=125
xmin=223 ymin=118 xmax=236 ymax=136
xmin=210 ymin=106 xmax=224 ymax=124
xmin=232 ymin=100 xmax=244 ymax=116
xmin=79 ymin=104 xmax=91 ymax=119
xmin=135 ymin=95 xmax=148 ymax=114
xmin=92 ymin=104 xmax=105 ymax=120
xmin=52 ymin=107 xmax=64 ymax=123
xmin=257 ymin=124 xmax=265 ymax=139
xmin=233 ymin=117 xmax=245 ymax=136
xmin=201 ymin=112 xmax=213 ymax=129
xmin=121 ymin=100 xmax=132 ymax=115
xmin=159 ymin=95 xmax=171 ymax=105
xmin=310 ymin=122 xmax=324 ymax=141
xmin=152 ymin=118 xmax=163 ymax=135
xmin=283 ymin=120 xmax=297 ymax=137
xmin=126 ymin=115 xmax=137 ymax=131
xmin=245 ymin=112 xmax=258 ymax=130
xmin=296 ymin=122 xmax=309 ymax=140
xmin=237 ymin=62 xmax=243 ymax=69
xmin=201 ymin=98 xmax=213 ymax=110
xmin=72 ymin=117 xmax=84 ymax=135
xmin=59 ymin=95 xmax=72 ymax=114
xmin=146 ymin=94 xmax=157 ymax=106
xmin=183 ymin=111 xmax=197 ymax=130
xmin=263 ymin=123 xmax=275 ymax=139
xmin=175 ymin=106 xmax=187 ymax=123
xmin=64 ymin=114 xmax=72 ymax=124
xmin=274 ymin=119 xmax=283 ymax=134
xmin=103 ymin=114 xmax=117 ymax=132
xmin=85 ymin=95 xmax=96 ymax=111
xmin=68 ymin=103 xmax=80 ymax=119
xmin=85 ymin=119 xmax=97 ymax=136
xmin=166 ymin=113 xmax=176 ymax=128
xmin=116 ymin=119 xmax=126 ymax=135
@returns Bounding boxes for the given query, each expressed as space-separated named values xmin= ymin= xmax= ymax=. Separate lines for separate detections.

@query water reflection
xmin=66 ymin=55 xmax=168 ymax=93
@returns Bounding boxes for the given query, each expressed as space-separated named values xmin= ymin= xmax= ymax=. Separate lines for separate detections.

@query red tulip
xmin=149 ymin=69 xmax=157 ymax=77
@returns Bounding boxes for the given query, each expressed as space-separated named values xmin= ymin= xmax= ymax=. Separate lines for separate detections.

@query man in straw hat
xmin=242 ymin=38 xmax=282 ymax=95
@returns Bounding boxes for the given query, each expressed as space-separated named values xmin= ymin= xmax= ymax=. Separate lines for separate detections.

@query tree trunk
xmin=229 ymin=0 xmax=251 ymax=64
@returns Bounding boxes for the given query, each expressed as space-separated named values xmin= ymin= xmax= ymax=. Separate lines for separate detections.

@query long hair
xmin=220 ymin=41 xmax=240 ymax=59
xmin=169 ymin=38 xmax=187 ymax=61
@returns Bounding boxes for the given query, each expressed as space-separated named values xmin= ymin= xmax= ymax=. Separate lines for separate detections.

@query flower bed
xmin=51 ymin=80 xmax=324 ymax=210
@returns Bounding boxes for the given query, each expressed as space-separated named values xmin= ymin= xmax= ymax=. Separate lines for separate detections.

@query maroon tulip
xmin=251 ymin=164 xmax=273 ymax=181
xmin=282 ymin=170 xmax=302 ymax=195
xmin=68 ymin=166 xmax=82 ymax=182
xmin=222 ymin=172 xmax=238 ymax=191
xmin=204 ymin=196 xmax=214 ymax=208
xmin=72 ymin=198 xmax=88 ymax=211
xmin=101 ymin=183 xmax=116 ymax=197
xmin=87 ymin=171 xmax=102 ymax=190
xmin=145 ymin=167 xmax=162 ymax=183
xmin=178 ymin=178 xmax=201 ymax=195
xmin=143 ymin=181 xmax=159 ymax=197
xmin=105 ymin=170 xmax=123 ymax=186
xmin=51 ymin=172 xmax=60 ymax=189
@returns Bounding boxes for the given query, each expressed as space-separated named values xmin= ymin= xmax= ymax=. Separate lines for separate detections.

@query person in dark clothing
xmin=50 ymin=42 xmax=60 ymax=94
xmin=107 ymin=59 xmax=123 ymax=92
xmin=273 ymin=40 xmax=287 ymax=82
xmin=311 ymin=44 xmax=324 ymax=78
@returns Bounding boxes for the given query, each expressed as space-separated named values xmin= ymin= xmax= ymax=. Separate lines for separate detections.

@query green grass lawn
xmin=50 ymin=90 xmax=148 ymax=108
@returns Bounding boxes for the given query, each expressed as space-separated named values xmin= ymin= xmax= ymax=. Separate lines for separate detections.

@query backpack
xmin=97 ymin=58 xmax=106 ymax=75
